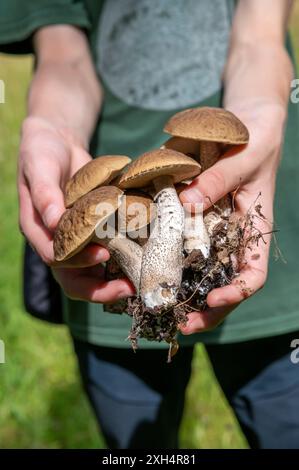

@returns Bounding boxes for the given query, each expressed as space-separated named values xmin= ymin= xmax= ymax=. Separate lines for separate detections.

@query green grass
xmin=0 ymin=8 xmax=298 ymax=447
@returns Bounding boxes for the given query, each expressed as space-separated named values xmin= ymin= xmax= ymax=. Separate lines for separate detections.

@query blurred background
xmin=0 ymin=7 xmax=298 ymax=449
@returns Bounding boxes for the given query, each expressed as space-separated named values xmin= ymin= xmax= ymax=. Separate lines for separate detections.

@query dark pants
xmin=73 ymin=330 xmax=299 ymax=449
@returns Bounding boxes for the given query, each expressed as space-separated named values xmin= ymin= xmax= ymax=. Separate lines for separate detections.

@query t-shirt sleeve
xmin=0 ymin=0 xmax=91 ymax=54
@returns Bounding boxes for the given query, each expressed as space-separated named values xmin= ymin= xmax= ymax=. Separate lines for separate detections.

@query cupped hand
xmin=179 ymin=101 xmax=286 ymax=334
xmin=18 ymin=116 xmax=135 ymax=302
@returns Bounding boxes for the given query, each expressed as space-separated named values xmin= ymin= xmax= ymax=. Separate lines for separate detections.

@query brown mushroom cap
xmin=175 ymin=181 xmax=191 ymax=195
xmin=64 ymin=155 xmax=131 ymax=207
xmin=118 ymin=148 xmax=201 ymax=189
xmin=118 ymin=190 xmax=156 ymax=234
xmin=54 ymin=186 xmax=123 ymax=261
xmin=164 ymin=107 xmax=249 ymax=145
xmin=161 ymin=136 xmax=201 ymax=158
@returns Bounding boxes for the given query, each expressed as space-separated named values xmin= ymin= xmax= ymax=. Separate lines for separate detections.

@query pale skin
xmin=18 ymin=0 xmax=294 ymax=330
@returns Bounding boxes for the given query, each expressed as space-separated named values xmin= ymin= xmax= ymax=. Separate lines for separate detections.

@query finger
xmin=179 ymin=305 xmax=234 ymax=335
xmin=21 ymin=158 xmax=65 ymax=232
xmin=207 ymin=264 xmax=267 ymax=308
xmin=52 ymin=243 xmax=110 ymax=268
xmin=55 ymin=268 xmax=135 ymax=303
xmin=179 ymin=145 xmax=249 ymax=211
xmin=19 ymin=179 xmax=55 ymax=264
xmin=70 ymin=145 xmax=93 ymax=175
xmin=52 ymin=263 xmax=106 ymax=282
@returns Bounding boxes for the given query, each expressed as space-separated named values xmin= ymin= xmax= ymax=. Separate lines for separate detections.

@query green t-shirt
xmin=1 ymin=0 xmax=299 ymax=348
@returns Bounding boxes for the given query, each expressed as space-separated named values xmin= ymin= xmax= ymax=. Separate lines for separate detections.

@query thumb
xmin=180 ymin=158 xmax=244 ymax=211
xmin=24 ymin=146 xmax=93 ymax=232
xmin=27 ymin=165 xmax=65 ymax=232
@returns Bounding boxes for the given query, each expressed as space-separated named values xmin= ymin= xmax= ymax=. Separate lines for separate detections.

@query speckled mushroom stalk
xmin=162 ymin=138 xmax=210 ymax=257
xmin=54 ymin=186 xmax=142 ymax=293
xmin=141 ymin=174 xmax=185 ymax=309
xmin=183 ymin=207 xmax=210 ymax=256
xmin=118 ymin=149 xmax=201 ymax=310
xmin=93 ymin=232 xmax=142 ymax=292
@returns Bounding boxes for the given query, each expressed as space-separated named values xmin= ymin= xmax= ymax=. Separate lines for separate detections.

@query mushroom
xmin=161 ymin=137 xmax=210 ymax=257
xmin=106 ymin=190 xmax=156 ymax=282
xmin=118 ymin=190 xmax=156 ymax=245
xmin=161 ymin=136 xmax=200 ymax=159
xmin=64 ymin=155 xmax=131 ymax=207
xmin=104 ymin=190 xmax=156 ymax=315
xmin=163 ymin=107 xmax=249 ymax=234
xmin=54 ymin=186 xmax=142 ymax=292
xmin=119 ymin=148 xmax=201 ymax=310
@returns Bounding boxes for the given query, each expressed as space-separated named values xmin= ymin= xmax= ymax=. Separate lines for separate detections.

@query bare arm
xmin=29 ymin=25 xmax=102 ymax=145
xmin=224 ymin=0 xmax=293 ymax=109
xmin=180 ymin=0 xmax=294 ymax=333
xmin=19 ymin=25 xmax=135 ymax=302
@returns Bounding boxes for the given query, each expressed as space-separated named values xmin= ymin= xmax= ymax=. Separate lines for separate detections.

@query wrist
xmin=21 ymin=115 xmax=88 ymax=151
xmin=225 ymin=99 xmax=287 ymax=127
xmin=28 ymin=58 xmax=102 ymax=148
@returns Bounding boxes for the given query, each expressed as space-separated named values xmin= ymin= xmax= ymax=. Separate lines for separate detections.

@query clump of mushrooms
xmin=53 ymin=108 xmax=255 ymax=360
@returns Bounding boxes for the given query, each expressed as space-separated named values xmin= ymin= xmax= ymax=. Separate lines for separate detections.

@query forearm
xmin=223 ymin=0 xmax=294 ymax=113
xmin=26 ymin=25 xmax=102 ymax=148
xmin=224 ymin=43 xmax=293 ymax=111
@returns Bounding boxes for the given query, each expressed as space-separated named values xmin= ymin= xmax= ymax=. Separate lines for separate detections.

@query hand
xmin=179 ymin=101 xmax=286 ymax=334
xmin=18 ymin=116 xmax=134 ymax=302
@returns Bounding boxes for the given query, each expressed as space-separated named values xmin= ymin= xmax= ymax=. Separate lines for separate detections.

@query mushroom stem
xmin=184 ymin=211 xmax=210 ymax=257
xmin=93 ymin=233 xmax=142 ymax=293
xmin=200 ymin=141 xmax=232 ymax=233
xmin=162 ymin=139 xmax=211 ymax=258
xmin=141 ymin=175 xmax=184 ymax=309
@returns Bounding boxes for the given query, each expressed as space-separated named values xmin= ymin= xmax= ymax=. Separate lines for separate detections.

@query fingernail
xmin=43 ymin=204 xmax=60 ymax=229
xmin=117 ymin=290 xmax=131 ymax=299
xmin=95 ymin=249 xmax=110 ymax=263
xmin=181 ymin=187 xmax=204 ymax=204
